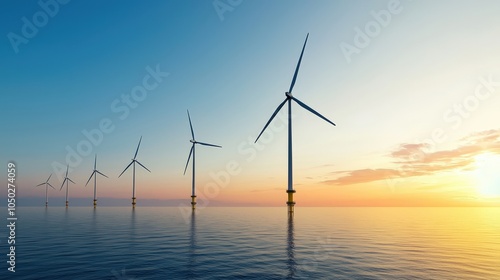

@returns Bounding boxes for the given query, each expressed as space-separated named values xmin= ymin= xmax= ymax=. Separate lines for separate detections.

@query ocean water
xmin=7 ymin=207 xmax=500 ymax=279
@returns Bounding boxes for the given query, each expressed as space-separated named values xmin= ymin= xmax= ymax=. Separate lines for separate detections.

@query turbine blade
xmin=68 ymin=178 xmax=76 ymax=184
xmin=135 ymin=160 xmax=151 ymax=173
xmin=47 ymin=182 xmax=56 ymax=190
xmin=96 ymin=170 xmax=108 ymax=178
xmin=36 ymin=182 xmax=45 ymax=187
xmin=255 ymin=99 xmax=287 ymax=143
xmin=65 ymin=165 xmax=69 ymax=177
xmin=46 ymin=173 xmax=52 ymax=183
xmin=184 ymin=145 xmax=194 ymax=175
xmin=85 ymin=171 xmax=96 ymax=187
xmin=134 ymin=136 xmax=142 ymax=160
xmin=289 ymin=33 xmax=309 ymax=93
xmin=119 ymin=161 xmax=134 ymax=178
xmin=291 ymin=96 xmax=336 ymax=126
xmin=197 ymin=141 xmax=222 ymax=148
xmin=187 ymin=110 xmax=195 ymax=140
xmin=60 ymin=178 xmax=67 ymax=190
xmin=94 ymin=154 xmax=97 ymax=169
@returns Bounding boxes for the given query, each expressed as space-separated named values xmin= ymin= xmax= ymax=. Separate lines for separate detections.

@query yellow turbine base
xmin=93 ymin=199 xmax=97 ymax=207
xmin=286 ymin=190 xmax=296 ymax=213
xmin=132 ymin=197 xmax=136 ymax=207
xmin=191 ymin=195 xmax=197 ymax=210
xmin=65 ymin=201 xmax=69 ymax=207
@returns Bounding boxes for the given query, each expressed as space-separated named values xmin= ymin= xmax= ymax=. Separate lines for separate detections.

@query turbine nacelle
xmin=285 ymin=92 xmax=293 ymax=98
xmin=190 ymin=139 xmax=195 ymax=143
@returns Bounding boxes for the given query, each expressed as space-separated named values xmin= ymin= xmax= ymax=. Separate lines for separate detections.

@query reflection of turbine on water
xmin=286 ymin=214 xmax=296 ymax=278
xmin=129 ymin=208 xmax=137 ymax=253
xmin=110 ymin=209 xmax=139 ymax=280
xmin=188 ymin=211 xmax=197 ymax=279
xmin=91 ymin=207 xmax=97 ymax=231
xmin=130 ymin=208 xmax=137 ymax=234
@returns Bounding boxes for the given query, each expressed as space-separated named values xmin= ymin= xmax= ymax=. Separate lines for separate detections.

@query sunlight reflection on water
xmin=13 ymin=207 xmax=500 ymax=279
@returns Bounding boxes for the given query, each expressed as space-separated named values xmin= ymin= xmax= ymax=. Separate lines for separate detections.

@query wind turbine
xmin=85 ymin=154 xmax=108 ymax=207
xmin=60 ymin=165 xmax=76 ymax=207
xmin=184 ymin=110 xmax=222 ymax=210
xmin=255 ymin=33 xmax=336 ymax=213
xmin=35 ymin=174 xmax=55 ymax=207
xmin=118 ymin=136 xmax=150 ymax=207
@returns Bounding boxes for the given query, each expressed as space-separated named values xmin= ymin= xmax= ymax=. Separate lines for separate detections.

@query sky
xmin=1 ymin=0 xmax=500 ymax=207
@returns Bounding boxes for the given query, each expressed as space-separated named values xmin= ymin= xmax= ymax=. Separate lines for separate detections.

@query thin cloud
xmin=323 ymin=129 xmax=500 ymax=186
xmin=391 ymin=143 xmax=430 ymax=160
xmin=324 ymin=169 xmax=399 ymax=186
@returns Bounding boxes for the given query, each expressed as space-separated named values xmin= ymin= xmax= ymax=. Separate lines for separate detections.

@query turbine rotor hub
xmin=285 ymin=92 xmax=292 ymax=98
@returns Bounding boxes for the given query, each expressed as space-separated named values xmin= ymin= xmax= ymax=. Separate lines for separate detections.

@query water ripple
xmin=9 ymin=207 xmax=500 ymax=279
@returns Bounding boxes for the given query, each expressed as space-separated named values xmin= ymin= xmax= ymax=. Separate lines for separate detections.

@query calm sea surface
xmin=7 ymin=207 xmax=500 ymax=279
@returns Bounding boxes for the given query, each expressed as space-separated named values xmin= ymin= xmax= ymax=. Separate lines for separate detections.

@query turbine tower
xmin=85 ymin=154 xmax=108 ymax=207
xmin=60 ymin=165 xmax=76 ymax=207
xmin=255 ymin=33 xmax=336 ymax=213
xmin=119 ymin=136 xmax=150 ymax=207
xmin=184 ymin=110 xmax=222 ymax=210
xmin=35 ymin=174 xmax=55 ymax=207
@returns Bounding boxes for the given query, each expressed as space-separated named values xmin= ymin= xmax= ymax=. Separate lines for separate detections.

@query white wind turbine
xmin=183 ymin=110 xmax=222 ymax=210
xmin=118 ymin=136 xmax=150 ymax=207
xmin=255 ymin=33 xmax=336 ymax=213
xmin=60 ymin=165 xmax=76 ymax=207
xmin=85 ymin=154 xmax=108 ymax=207
xmin=35 ymin=174 xmax=55 ymax=207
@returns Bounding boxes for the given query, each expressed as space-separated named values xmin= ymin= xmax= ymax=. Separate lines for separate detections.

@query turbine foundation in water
xmin=286 ymin=190 xmax=296 ymax=213
xmin=191 ymin=195 xmax=197 ymax=210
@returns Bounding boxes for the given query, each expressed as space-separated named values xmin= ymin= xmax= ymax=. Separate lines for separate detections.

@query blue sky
xmin=1 ymin=0 xmax=500 ymax=206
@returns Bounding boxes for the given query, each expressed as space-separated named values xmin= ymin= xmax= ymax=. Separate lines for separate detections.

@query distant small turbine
xmin=255 ymin=33 xmax=336 ymax=213
xmin=119 ymin=136 xmax=151 ymax=207
xmin=35 ymin=174 xmax=55 ymax=207
xmin=183 ymin=110 xmax=222 ymax=210
xmin=85 ymin=154 xmax=108 ymax=208
xmin=60 ymin=165 xmax=76 ymax=207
